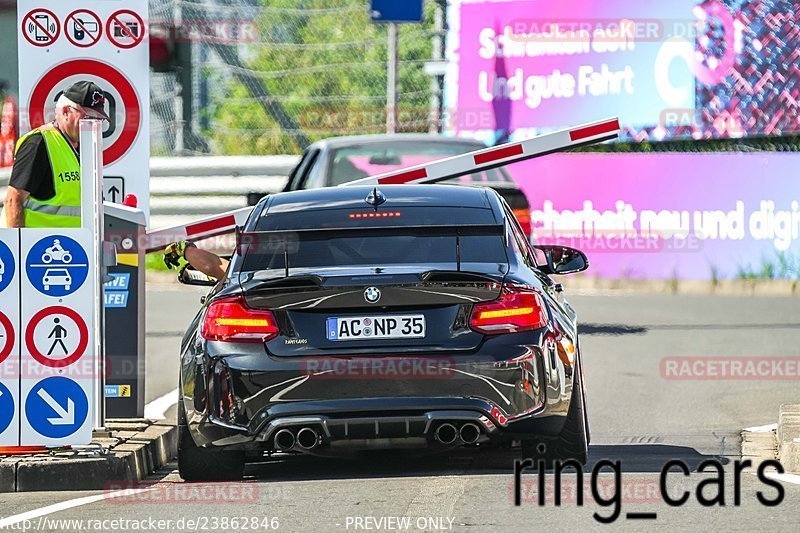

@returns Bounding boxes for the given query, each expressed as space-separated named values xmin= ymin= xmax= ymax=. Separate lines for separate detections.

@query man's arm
xmin=2 ymin=186 xmax=29 ymax=228
xmin=4 ymin=132 xmax=53 ymax=228
xmin=164 ymin=240 xmax=230 ymax=281
xmin=185 ymin=246 xmax=230 ymax=281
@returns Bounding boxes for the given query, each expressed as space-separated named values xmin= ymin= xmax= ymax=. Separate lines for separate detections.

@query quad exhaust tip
xmin=297 ymin=427 xmax=320 ymax=450
xmin=274 ymin=429 xmax=296 ymax=451
xmin=459 ymin=423 xmax=481 ymax=444
xmin=435 ymin=423 xmax=459 ymax=445
xmin=435 ymin=422 xmax=482 ymax=445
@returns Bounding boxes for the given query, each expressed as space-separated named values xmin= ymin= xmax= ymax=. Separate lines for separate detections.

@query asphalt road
xmin=2 ymin=286 xmax=799 ymax=532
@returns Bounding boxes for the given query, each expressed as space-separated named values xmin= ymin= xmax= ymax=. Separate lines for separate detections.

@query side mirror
xmin=178 ymin=263 xmax=218 ymax=287
xmin=535 ymin=245 xmax=589 ymax=275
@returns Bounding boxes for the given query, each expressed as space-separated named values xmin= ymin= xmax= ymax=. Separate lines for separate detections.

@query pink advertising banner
xmin=447 ymin=0 xmax=800 ymax=142
xmin=508 ymin=152 xmax=800 ymax=279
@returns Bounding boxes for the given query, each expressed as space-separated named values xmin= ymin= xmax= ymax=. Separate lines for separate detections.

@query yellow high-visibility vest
xmin=16 ymin=124 xmax=82 ymax=228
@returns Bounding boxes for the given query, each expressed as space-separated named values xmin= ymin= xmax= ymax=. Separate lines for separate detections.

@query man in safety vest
xmin=1 ymin=81 xmax=109 ymax=228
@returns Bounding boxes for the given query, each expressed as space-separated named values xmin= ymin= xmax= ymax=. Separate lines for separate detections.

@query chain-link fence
xmin=149 ymin=0 xmax=443 ymax=156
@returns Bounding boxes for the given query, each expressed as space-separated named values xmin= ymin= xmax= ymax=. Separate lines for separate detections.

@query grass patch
xmin=736 ymin=252 xmax=799 ymax=280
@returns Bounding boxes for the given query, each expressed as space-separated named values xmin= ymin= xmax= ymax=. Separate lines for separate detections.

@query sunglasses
xmin=68 ymin=105 xmax=104 ymax=120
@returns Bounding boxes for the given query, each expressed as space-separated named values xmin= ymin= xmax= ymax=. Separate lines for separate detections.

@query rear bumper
xmin=183 ymin=337 xmax=574 ymax=450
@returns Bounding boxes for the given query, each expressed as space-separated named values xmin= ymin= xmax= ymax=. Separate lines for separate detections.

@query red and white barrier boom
xmin=143 ymin=117 xmax=619 ymax=252
xmin=341 ymin=117 xmax=620 ymax=186
xmin=144 ymin=206 xmax=253 ymax=253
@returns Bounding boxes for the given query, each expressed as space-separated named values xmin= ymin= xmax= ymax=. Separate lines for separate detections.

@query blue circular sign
xmin=0 ymin=382 xmax=14 ymax=434
xmin=26 ymin=235 xmax=89 ymax=297
xmin=25 ymin=377 xmax=89 ymax=439
xmin=0 ymin=239 xmax=15 ymax=294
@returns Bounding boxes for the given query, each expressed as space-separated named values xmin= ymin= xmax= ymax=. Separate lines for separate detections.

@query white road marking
xmin=765 ymin=472 xmax=800 ymax=486
xmin=144 ymin=387 xmax=179 ymax=420
xmin=0 ymin=487 xmax=153 ymax=529
xmin=743 ymin=423 xmax=777 ymax=433
xmin=404 ymin=475 xmax=466 ymax=523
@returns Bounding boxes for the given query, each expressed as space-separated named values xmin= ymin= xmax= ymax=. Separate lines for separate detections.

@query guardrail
xmin=1 ymin=155 xmax=299 ymax=229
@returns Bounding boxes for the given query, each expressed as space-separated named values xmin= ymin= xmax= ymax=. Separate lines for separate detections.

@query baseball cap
xmin=62 ymin=80 xmax=110 ymax=121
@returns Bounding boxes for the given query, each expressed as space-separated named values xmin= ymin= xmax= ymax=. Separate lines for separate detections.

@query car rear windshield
xmin=243 ymin=206 xmax=508 ymax=270
xmin=329 ymin=142 xmax=514 ymax=186
xmin=240 ymin=234 xmax=507 ymax=271
xmin=257 ymin=206 xmax=497 ymax=231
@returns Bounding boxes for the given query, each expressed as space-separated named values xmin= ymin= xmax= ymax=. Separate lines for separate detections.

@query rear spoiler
xmin=235 ymin=224 xmax=506 ymax=276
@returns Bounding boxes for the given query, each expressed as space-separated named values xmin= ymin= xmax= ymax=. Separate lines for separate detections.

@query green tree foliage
xmin=208 ymin=0 xmax=436 ymax=155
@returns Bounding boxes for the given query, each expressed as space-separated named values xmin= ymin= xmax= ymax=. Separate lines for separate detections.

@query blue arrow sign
xmin=0 ymin=239 xmax=15 ymax=294
xmin=25 ymin=377 xmax=88 ymax=439
xmin=26 ymin=235 xmax=89 ymax=297
xmin=0 ymin=382 xmax=14 ymax=434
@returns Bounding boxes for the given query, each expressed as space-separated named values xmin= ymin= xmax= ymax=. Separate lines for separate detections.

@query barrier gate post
xmin=103 ymin=203 xmax=146 ymax=418
xmin=79 ymin=120 xmax=105 ymax=431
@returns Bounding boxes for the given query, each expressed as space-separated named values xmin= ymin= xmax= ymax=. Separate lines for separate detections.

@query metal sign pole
xmin=79 ymin=119 xmax=105 ymax=430
xmin=386 ymin=22 xmax=398 ymax=134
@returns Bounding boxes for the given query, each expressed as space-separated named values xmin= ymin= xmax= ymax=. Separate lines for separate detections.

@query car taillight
xmin=513 ymin=208 xmax=532 ymax=236
xmin=201 ymin=296 xmax=279 ymax=343
xmin=469 ymin=286 xmax=548 ymax=334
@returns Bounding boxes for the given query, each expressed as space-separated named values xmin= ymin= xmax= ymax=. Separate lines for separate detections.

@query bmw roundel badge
xmin=364 ymin=286 xmax=381 ymax=303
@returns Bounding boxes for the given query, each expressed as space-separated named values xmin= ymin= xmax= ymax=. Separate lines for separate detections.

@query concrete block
xmin=129 ymin=425 xmax=176 ymax=470
xmin=778 ymin=441 xmax=800 ymax=473
xmin=779 ymin=404 xmax=800 ymax=414
xmin=113 ymin=442 xmax=153 ymax=479
xmin=0 ymin=461 xmax=16 ymax=493
xmin=104 ymin=422 xmax=149 ymax=432
xmin=106 ymin=418 xmax=151 ymax=425
xmin=778 ymin=405 xmax=800 ymax=445
xmin=2 ymin=421 xmax=176 ymax=492
xmin=16 ymin=457 xmax=133 ymax=492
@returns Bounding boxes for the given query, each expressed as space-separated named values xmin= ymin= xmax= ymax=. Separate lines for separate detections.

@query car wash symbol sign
xmin=22 ymin=8 xmax=59 ymax=47
xmin=25 ymin=376 xmax=89 ymax=439
xmin=25 ymin=235 xmax=88 ymax=297
xmin=107 ymin=9 xmax=145 ymax=49
xmin=65 ymin=10 xmax=102 ymax=48
xmin=26 ymin=306 xmax=88 ymax=368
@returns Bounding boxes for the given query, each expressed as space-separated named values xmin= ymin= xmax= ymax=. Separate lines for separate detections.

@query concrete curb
xmin=777 ymin=404 xmax=800 ymax=473
xmin=741 ymin=404 xmax=800 ymax=474
xmin=740 ymin=426 xmax=777 ymax=469
xmin=0 ymin=420 xmax=176 ymax=492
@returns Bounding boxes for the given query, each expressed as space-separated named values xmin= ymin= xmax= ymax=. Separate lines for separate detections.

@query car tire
xmin=521 ymin=363 xmax=589 ymax=466
xmin=177 ymin=398 xmax=245 ymax=482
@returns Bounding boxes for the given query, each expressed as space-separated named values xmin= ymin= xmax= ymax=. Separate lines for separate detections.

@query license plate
xmin=326 ymin=315 xmax=425 ymax=341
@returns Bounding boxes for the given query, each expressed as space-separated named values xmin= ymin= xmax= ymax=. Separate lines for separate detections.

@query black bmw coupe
xmin=178 ymin=184 xmax=590 ymax=481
